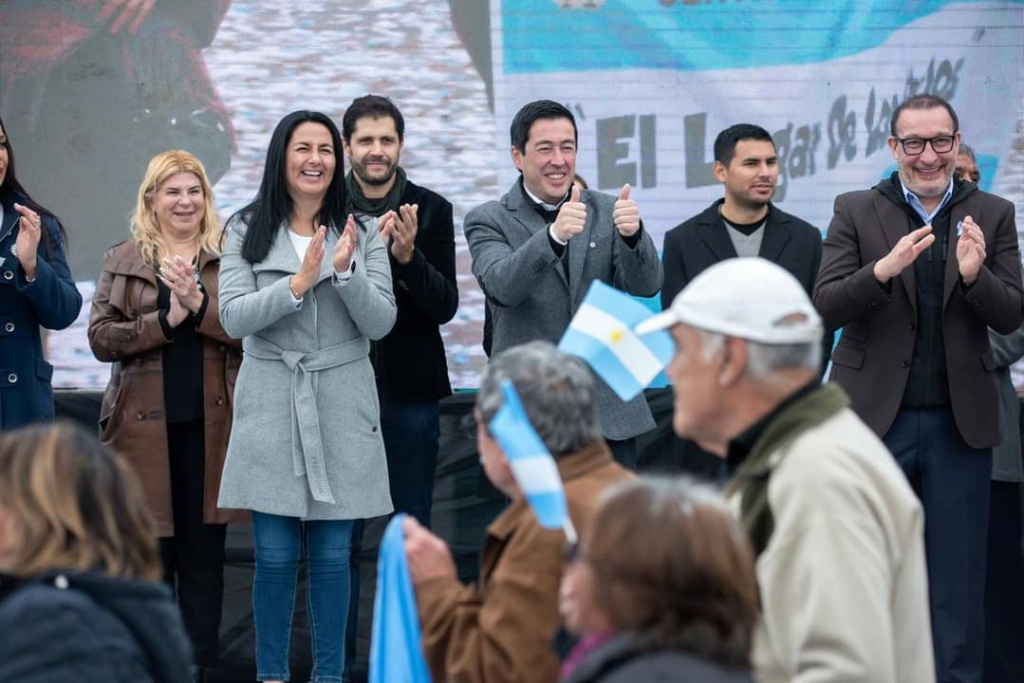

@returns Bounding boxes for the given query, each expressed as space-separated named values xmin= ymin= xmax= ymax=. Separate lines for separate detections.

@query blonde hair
xmin=131 ymin=150 xmax=222 ymax=267
xmin=0 ymin=422 xmax=160 ymax=581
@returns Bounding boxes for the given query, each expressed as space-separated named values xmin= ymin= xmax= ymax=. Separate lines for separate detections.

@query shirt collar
xmin=899 ymin=176 xmax=954 ymax=224
xmin=521 ymin=180 xmax=567 ymax=212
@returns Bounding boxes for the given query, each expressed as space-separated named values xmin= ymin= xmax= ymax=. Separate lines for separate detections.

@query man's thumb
xmin=619 ymin=183 xmax=631 ymax=201
xmin=571 ymin=184 xmax=581 ymax=203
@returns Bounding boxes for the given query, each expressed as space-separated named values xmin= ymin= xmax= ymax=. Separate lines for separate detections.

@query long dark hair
xmin=235 ymin=110 xmax=348 ymax=264
xmin=0 ymin=115 xmax=69 ymax=252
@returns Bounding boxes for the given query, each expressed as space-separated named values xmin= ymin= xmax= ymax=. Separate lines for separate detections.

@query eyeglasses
xmin=895 ymin=135 xmax=957 ymax=155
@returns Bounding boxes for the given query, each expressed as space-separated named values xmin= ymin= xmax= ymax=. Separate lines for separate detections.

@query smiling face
xmin=889 ymin=106 xmax=960 ymax=206
xmin=152 ymin=171 xmax=205 ymax=240
xmin=715 ymin=139 xmax=778 ymax=213
xmin=343 ymin=115 xmax=402 ymax=196
xmin=511 ymin=117 xmax=577 ymax=204
xmin=285 ymin=121 xmax=337 ymax=204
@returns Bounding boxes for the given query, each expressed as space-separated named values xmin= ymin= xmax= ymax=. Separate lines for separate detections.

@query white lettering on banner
xmin=492 ymin=1 xmax=1023 ymax=242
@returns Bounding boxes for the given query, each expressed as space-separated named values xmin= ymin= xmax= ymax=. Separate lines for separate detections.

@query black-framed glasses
xmin=896 ymin=135 xmax=956 ymax=155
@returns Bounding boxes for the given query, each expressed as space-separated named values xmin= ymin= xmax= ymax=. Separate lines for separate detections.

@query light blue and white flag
xmin=558 ymin=281 xmax=675 ymax=401
xmin=369 ymin=513 xmax=432 ymax=683
xmin=489 ymin=379 xmax=574 ymax=540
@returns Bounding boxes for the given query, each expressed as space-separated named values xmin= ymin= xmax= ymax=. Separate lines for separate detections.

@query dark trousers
xmin=884 ymin=407 xmax=990 ymax=683
xmin=344 ymin=380 xmax=442 ymax=679
xmin=159 ymin=419 xmax=227 ymax=669
xmin=983 ymin=481 xmax=1024 ymax=683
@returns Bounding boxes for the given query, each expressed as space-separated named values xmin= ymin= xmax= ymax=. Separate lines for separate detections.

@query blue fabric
xmin=489 ymin=380 xmax=569 ymax=531
xmin=369 ymin=514 xmax=431 ymax=683
xmin=252 ymin=513 xmax=353 ymax=683
xmin=558 ymin=280 xmax=674 ymax=401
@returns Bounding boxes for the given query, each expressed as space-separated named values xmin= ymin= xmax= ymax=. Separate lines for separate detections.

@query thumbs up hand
xmin=552 ymin=184 xmax=587 ymax=243
xmin=612 ymin=184 xmax=640 ymax=237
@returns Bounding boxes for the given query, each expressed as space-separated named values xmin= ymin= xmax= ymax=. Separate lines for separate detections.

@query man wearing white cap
xmin=638 ymin=257 xmax=934 ymax=683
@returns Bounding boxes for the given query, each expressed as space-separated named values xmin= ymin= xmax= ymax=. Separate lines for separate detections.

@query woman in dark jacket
xmin=88 ymin=150 xmax=244 ymax=678
xmin=0 ymin=115 xmax=82 ymax=430
xmin=0 ymin=421 xmax=193 ymax=683
xmin=559 ymin=477 xmax=758 ymax=683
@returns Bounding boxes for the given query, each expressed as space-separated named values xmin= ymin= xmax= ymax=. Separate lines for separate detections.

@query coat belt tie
xmin=243 ymin=335 xmax=370 ymax=504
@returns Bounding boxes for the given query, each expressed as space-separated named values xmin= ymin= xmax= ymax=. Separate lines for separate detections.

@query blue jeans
xmin=252 ymin=512 xmax=353 ymax=683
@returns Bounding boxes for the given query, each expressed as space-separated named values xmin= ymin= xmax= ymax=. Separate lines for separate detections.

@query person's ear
xmin=718 ymin=337 xmax=748 ymax=386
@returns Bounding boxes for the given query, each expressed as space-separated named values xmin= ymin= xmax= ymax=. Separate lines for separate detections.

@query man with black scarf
xmin=340 ymin=94 xmax=458 ymax=678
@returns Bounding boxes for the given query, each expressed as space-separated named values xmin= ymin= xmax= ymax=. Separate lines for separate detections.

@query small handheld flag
xmin=489 ymin=379 xmax=576 ymax=542
xmin=559 ymin=281 xmax=675 ymax=400
xmin=369 ymin=513 xmax=432 ymax=683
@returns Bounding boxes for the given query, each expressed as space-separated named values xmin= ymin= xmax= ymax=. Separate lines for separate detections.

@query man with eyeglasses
xmin=464 ymin=100 xmax=663 ymax=469
xmin=814 ymin=93 xmax=1024 ymax=683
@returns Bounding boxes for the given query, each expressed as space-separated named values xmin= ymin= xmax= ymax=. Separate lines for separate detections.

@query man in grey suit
xmin=464 ymin=99 xmax=663 ymax=468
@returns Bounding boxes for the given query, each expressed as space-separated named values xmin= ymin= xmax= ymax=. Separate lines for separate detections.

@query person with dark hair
xmin=465 ymin=99 xmax=662 ymax=469
xmin=659 ymin=123 xmax=826 ymax=477
xmin=661 ymin=123 xmax=826 ymax=363
xmin=340 ymin=93 xmax=458 ymax=676
xmin=88 ymin=149 xmax=244 ymax=682
xmin=956 ymin=143 xmax=980 ymax=184
xmin=814 ymin=93 xmax=1024 ymax=683
xmin=216 ymin=110 xmax=396 ymax=683
xmin=640 ymin=258 xmax=934 ymax=683
xmin=403 ymin=341 xmax=634 ymax=683
xmin=558 ymin=477 xmax=756 ymax=683
xmin=0 ymin=116 xmax=82 ymax=431
xmin=340 ymin=94 xmax=457 ymax=527
xmin=0 ymin=421 xmax=193 ymax=683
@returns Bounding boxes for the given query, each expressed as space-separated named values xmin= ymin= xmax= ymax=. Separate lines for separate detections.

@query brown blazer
xmin=415 ymin=442 xmax=634 ymax=683
xmin=813 ymin=186 xmax=1023 ymax=449
xmin=88 ymin=240 xmax=245 ymax=536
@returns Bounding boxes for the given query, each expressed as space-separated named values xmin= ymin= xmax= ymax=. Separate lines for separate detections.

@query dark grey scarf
xmin=344 ymin=166 xmax=407 ymax=217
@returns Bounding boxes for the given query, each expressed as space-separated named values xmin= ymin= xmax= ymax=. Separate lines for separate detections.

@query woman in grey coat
xmin=217 ymin=110 xmax=396 ymax=683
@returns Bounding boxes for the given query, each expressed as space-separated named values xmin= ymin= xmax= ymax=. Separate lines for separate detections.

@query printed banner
xmin=492 ymin=0 xmax=1024 ymax=239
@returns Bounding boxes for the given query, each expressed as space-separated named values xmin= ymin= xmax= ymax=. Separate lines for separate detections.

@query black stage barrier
xmin=54 ymin=388 xmax=698 ymax=682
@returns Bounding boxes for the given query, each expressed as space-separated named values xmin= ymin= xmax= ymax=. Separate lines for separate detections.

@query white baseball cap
xmin=636 ymin=258 xmax=823 ymax=344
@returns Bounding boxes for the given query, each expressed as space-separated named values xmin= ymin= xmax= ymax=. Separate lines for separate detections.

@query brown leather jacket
xmin=416 ymin=442 xmax=634 ymax=683
xmin=88 ymin=240 xmax=245 ymax=536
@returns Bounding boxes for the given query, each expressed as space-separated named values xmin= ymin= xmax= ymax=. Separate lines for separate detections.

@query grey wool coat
xmin=217 ymin=215 xmax=397 ymax=520
xmin=465 ymin=180 xmax=663 ymax=440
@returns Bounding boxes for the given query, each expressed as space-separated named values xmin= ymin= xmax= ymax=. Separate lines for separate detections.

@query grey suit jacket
xmin=465 ymin=180 xmax=663 ymax=440
xmin=989 ymin=320 xmax=1024 ymax=482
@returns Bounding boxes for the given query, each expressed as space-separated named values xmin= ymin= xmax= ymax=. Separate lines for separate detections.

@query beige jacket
xmin=732 ymin=407 xmax=935 ymax=683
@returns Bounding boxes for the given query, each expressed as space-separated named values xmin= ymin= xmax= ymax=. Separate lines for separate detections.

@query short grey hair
xmin=697 ymin=330 xmax=820 ymax=381
xmin=477 ymin=341 xmax=603 ymax=457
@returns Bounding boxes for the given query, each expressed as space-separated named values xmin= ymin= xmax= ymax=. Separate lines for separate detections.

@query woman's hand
xmin=166 ymin=291 xmax=189 ymax=328
xmin=333 ymin=215 xmax=358 ymax=274
xmin=290 ymin=226 xmax=326 ymax=298
xmin=13 ymin=203 xmax=41 ymax=280
xmin=159 ymin=255 xmax=203 ymax=314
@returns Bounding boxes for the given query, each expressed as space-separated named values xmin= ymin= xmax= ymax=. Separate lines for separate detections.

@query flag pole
xmin=562 ymin=517 xmax=577 ymax=545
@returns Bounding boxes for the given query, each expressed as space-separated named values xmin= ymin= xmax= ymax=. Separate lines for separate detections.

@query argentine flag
xmin=559 ymin=281 xmax=674 ymax=401
xmin=489 ymin=379 xmax=573 ymax=537
xmin=369 ymin=513 xmax=432 ymax=683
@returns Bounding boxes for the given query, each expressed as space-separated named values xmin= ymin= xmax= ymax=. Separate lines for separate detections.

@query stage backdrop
xmin=1 ymin=0 xmax=1021 ymax=390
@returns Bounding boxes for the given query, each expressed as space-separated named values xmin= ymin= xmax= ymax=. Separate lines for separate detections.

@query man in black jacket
xmin=342 ymin=94 xmax=459 ymax=527
xmin=660 ymin=123 xmax=826 ymax=476
xmin=341 ymin=95 xmax=459 ymax=678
